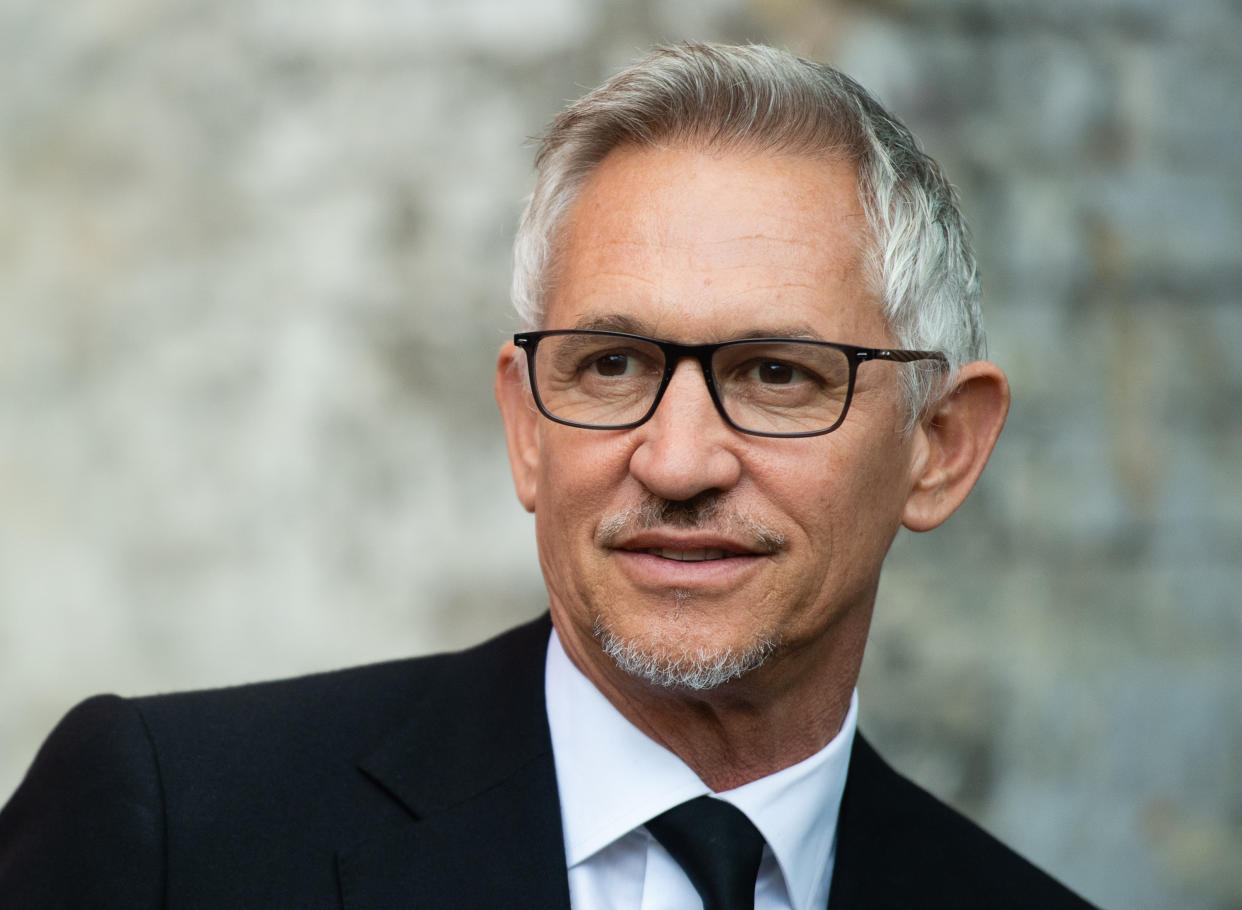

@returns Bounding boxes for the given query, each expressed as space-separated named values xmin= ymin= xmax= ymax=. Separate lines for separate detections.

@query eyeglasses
xmin=513 ymin=330 xmax=948 ymax=438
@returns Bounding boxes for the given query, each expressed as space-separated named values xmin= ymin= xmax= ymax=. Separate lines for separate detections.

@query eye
xmin=589 ymin=352 xmax=635 ymax=377
xmin=741 ymin=359 xmax=816 ymax=386
xmin=753 ymin=360 xmax=800 ymax=384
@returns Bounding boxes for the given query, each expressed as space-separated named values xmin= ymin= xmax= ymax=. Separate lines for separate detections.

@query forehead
xmin=547 ymin=144 xmax=885 ymax=343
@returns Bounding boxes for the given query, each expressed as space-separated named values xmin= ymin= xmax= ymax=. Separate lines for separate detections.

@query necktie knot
xmin=646 ymin=796 xmax=765 ymax=910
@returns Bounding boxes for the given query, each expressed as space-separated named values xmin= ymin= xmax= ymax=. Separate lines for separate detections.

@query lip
xmin=607 ymin=531 xmax=771 ymax=590
xmin=615 ymin=531 xmax=771 ymax=555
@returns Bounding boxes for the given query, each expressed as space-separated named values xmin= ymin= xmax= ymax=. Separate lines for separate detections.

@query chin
xmin=591 ymin=611 xmax=781 ymax=692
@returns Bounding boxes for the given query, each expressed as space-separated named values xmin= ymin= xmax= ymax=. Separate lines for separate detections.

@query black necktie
xmin=645 ymin=796 xmax=766 ymax=910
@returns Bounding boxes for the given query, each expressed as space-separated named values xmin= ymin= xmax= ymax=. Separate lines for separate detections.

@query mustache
xmin=595 ymin=492 xmax=786 ymax=554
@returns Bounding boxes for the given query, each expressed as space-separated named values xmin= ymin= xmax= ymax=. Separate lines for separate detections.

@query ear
xmin=902 ymin=361 xmax=1010 ymax=532
xmin=495 ymin=341 xmax=540 ymax=513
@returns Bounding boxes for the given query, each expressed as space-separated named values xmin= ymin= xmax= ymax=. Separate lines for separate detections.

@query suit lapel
xmin=826 ymin=734 xmax=900 ymax=909
xmin=829 ymin=733 xmax=973 ymax=909
xmin=337 ymin=615 xmax=571 ymax=910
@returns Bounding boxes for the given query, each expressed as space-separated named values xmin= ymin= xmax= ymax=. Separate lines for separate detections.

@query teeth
xmin=647 ymin=548 xmax=730 ymax=562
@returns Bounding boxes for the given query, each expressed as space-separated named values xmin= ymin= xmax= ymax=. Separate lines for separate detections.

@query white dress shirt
xmin=545 ymin=628 xmax=857 ymax=910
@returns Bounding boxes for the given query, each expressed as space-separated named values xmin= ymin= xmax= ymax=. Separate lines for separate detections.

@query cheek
xmin=773 ymin=430 xmax=912 ymax=562
xmin=835 ymin=444 xmax=915 ymax=559
xmin=533 ymin=432 xmax=639 ymax=625
xmin=534 ymin=429 xmax=633 ymax=537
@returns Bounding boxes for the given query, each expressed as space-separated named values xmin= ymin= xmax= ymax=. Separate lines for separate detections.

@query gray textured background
xmin=2 ymin=2 xmax=1239 ymax=907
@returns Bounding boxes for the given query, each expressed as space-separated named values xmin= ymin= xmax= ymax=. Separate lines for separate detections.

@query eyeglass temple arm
xmin=857 ymin=348 xmax=948 ymax=365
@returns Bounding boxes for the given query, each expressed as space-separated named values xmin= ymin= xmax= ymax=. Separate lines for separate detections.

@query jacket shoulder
xmin=133 ymin=613 xmax=552 ymax=764
xmin=0 ymin=615 xmax=553 ymax=909
xmin=0 ymin=695 xmax=164 ymax=909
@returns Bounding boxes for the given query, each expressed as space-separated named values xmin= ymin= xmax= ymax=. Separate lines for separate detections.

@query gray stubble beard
xmin=592 ymin=611 xmax=780 ymax=692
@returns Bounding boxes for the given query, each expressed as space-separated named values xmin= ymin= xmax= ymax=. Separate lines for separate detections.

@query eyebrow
xmin=568 ymin=313 xmax=824 ymax=342
xmin=571 ymin=314 xmax=647 ymax=334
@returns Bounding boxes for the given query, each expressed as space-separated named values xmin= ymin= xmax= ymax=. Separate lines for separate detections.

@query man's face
xmin=506 ymin=144 xmax=925 ymax=697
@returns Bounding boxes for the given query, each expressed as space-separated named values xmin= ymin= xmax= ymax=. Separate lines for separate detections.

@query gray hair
xmin=511 ymin=42 xmax=984 ymax=421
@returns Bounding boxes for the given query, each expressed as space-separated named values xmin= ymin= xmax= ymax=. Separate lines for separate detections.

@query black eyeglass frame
xmin=513 ymin=329 xmax=949 ymax=438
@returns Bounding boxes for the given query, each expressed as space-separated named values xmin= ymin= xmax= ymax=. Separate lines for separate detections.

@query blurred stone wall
xmin=1 ymin=1 xmax=1238 ymax=907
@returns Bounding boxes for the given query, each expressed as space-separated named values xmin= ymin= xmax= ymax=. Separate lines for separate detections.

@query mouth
xmin=614 ymin=527 xmax=780 ymax=564
xmin=640 ymin=547 xmax=742 ymax=562
xmin=611 ymin=538 xmax=768 ymax=592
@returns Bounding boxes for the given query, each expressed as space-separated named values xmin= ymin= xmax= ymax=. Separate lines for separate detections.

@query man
xmin=0 ymin=43 xmax=1094 ymax=908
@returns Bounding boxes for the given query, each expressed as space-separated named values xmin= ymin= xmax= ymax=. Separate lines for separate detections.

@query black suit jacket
xmin=0 ymin=615 xmax=1094 ymax=908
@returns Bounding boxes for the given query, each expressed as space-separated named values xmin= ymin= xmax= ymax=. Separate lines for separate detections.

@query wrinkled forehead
xmin=551 ymin=139 xmax=868 ymax=254
xmin=543 ymin=144 xmax=886 ymax=345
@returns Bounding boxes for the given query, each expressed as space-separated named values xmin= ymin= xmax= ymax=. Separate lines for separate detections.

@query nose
xmin=627 ymin=359 xmax=743 ymax=501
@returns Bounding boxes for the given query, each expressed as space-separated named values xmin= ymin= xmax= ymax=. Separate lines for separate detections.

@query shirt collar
xmin=545 ymin=627 xmax=857 ymax=910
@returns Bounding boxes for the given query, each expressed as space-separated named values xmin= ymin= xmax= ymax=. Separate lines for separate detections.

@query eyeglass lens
xmin=531 ymin=333 xmax=852 ymax=435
